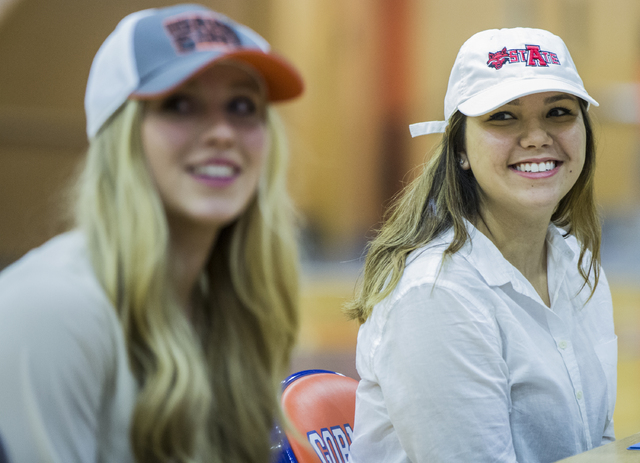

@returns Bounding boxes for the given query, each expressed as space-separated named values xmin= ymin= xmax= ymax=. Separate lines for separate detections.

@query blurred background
xmin=0 ymin=0 xmax=638 ymax=439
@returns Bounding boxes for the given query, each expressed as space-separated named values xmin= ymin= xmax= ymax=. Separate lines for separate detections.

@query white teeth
xmin=514 ymin=161 xmax=556 ymax=173
xmin=193 ymin=164 xmax=235 ymax=178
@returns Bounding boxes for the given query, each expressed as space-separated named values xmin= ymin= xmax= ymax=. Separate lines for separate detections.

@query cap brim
xmin=131 ymin=49 xmax=303 ymax=102
xmin=457 ymin=78 xmax=598 ymax=117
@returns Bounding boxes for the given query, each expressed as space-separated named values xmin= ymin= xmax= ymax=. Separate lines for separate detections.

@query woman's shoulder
xmin=358 ymin=235 xmax=501 ymax=369
xmin=0 ymin=231 xmax=115 ymax=339
xmin=0 ymin=233 xmax=135 ymax=463
xmin=361 ymin=234 xmax=494 ymax=340
xmin=1 ymin=230 xmax=90 ymax=280
xmin=399 ymin=233 xmax=485 ymax=295
xmin=1 ymin=230 xmax=98 ymax=289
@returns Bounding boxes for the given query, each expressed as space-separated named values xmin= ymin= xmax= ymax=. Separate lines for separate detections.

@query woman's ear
xmin=459 ymin=152 xmax=470 ymax=170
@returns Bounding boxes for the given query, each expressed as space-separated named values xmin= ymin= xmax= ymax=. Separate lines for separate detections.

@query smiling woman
xmin=346 ymin=28 xmax=615 ymax=463
xmin=0 ymin=4 xmax=303 ymax=463
xmin=462 ymin=92 xmax=589 ymax=295
xmin=142 ymin=64 xmax=270 ymax=242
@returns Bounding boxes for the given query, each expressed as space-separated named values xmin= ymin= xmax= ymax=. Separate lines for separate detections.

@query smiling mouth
xmin=192 ymin=164 xmax=238 ymax=178
xmin=511 ymin=161 xmax=560 ymax=173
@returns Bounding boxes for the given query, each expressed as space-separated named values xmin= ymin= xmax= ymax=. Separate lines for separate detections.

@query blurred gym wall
xmin=1 ymin=0 xmax=639 ymax=267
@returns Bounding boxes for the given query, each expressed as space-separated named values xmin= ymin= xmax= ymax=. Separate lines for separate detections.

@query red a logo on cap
xmin=525 ymin=45 xmax=548 ymax=67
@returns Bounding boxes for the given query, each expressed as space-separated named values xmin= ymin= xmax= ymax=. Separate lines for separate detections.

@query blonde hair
xmin=345 ymin=101 xmax=600 ymax=324
xmin=75 ymin=99 xmax=299 ymax=462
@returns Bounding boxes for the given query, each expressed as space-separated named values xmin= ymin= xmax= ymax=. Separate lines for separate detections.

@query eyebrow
xmin=544 ymin=94 xmax=578 ymax=104
xmin=231 ymin=80 xmax=263 ymax=92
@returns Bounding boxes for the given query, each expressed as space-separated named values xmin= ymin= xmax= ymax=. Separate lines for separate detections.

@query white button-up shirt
xmin=350 ymin=222 xmax=617 ymax=463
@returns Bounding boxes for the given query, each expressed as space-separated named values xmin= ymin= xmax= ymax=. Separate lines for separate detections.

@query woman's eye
xmin=548 ymin=107 xmax=573 ymax=117
xmin=160 ymin=94 xmax=196 ymax=114
xmin=488 ymin=111 xmax=514 ymax=121
xmin=227 ymin=96 xmax=258 ymax=116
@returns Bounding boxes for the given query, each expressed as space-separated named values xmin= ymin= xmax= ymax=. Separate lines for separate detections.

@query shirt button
xmin=558 ymin=340 xmax=568 ymax=350
xmin=576 ymin=390 xmax=583 ymax=400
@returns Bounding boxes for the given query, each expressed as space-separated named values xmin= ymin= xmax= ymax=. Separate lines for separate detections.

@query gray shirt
xmin=0 ymin=231 xmax=137 ymax=463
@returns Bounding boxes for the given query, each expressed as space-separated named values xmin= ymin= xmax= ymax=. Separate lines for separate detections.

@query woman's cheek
xmin=244 ymin=125 xmax=270 ymax=159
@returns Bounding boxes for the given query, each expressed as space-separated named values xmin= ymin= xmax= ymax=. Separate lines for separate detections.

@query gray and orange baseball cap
xmin=85 ymin=3 xmax=304 ymax=139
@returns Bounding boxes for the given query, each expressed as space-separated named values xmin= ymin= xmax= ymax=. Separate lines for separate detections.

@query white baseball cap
xmin=85 ymin=4 xmax=304 ymax=139
xmin=409 ymin=27 xmax=598 ymax=137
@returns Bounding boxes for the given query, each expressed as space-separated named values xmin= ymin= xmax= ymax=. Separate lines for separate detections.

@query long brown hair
xmin=345 ymin=99 xmax=599 ymax=324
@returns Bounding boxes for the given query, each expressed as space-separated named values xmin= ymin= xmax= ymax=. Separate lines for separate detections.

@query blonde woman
xmin=346 ymin=28 xmax=616 ymax=462
xmin=0 ymin=5 xmax=303 ymax=462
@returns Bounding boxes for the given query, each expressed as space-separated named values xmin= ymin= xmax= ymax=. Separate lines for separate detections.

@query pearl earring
xmin=459 ymin=159 xmax=465 ymax=166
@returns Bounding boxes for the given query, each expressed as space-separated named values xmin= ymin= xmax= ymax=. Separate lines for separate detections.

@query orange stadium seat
xmin=274 ymin=369 xmax=358 ymax=463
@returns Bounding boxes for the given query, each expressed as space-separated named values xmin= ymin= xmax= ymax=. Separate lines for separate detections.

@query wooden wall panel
xmin=269 ymin=0 xmax=383 ymax=257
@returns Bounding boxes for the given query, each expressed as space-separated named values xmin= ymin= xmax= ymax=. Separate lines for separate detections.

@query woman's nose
xmin=202 ymin=113 xmax=235 ymax=148
xmin=519 ymin=119 xmax=552 ymax=149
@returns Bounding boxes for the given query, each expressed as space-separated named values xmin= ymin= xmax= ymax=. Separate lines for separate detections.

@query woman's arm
xmin=374 ymin=284 xmax=517 ymax=463
xmin=0 ymin=269 xmax=116 ymax=463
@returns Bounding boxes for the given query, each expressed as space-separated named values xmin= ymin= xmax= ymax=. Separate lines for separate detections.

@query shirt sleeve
xmin=373 ymin=283 xmax=517 ymax=463
xmin=0 ymin=270 xmax=116 ymax=463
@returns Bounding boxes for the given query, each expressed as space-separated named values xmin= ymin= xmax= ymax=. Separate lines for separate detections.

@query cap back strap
xmin=409 ymin=120 xmax=448 ymax=137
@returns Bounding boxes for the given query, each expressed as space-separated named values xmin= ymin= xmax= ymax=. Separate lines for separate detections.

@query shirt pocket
xmin=594 ymin=336 xmax=617 ymax=420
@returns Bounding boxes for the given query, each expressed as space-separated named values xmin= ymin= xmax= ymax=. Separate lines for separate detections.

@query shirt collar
xmin=456 ymin=219 xmax=576 ymax=289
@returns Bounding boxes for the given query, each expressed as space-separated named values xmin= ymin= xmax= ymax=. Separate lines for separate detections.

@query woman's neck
xmin=474 ymin=208 xmax=551 ymax=306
